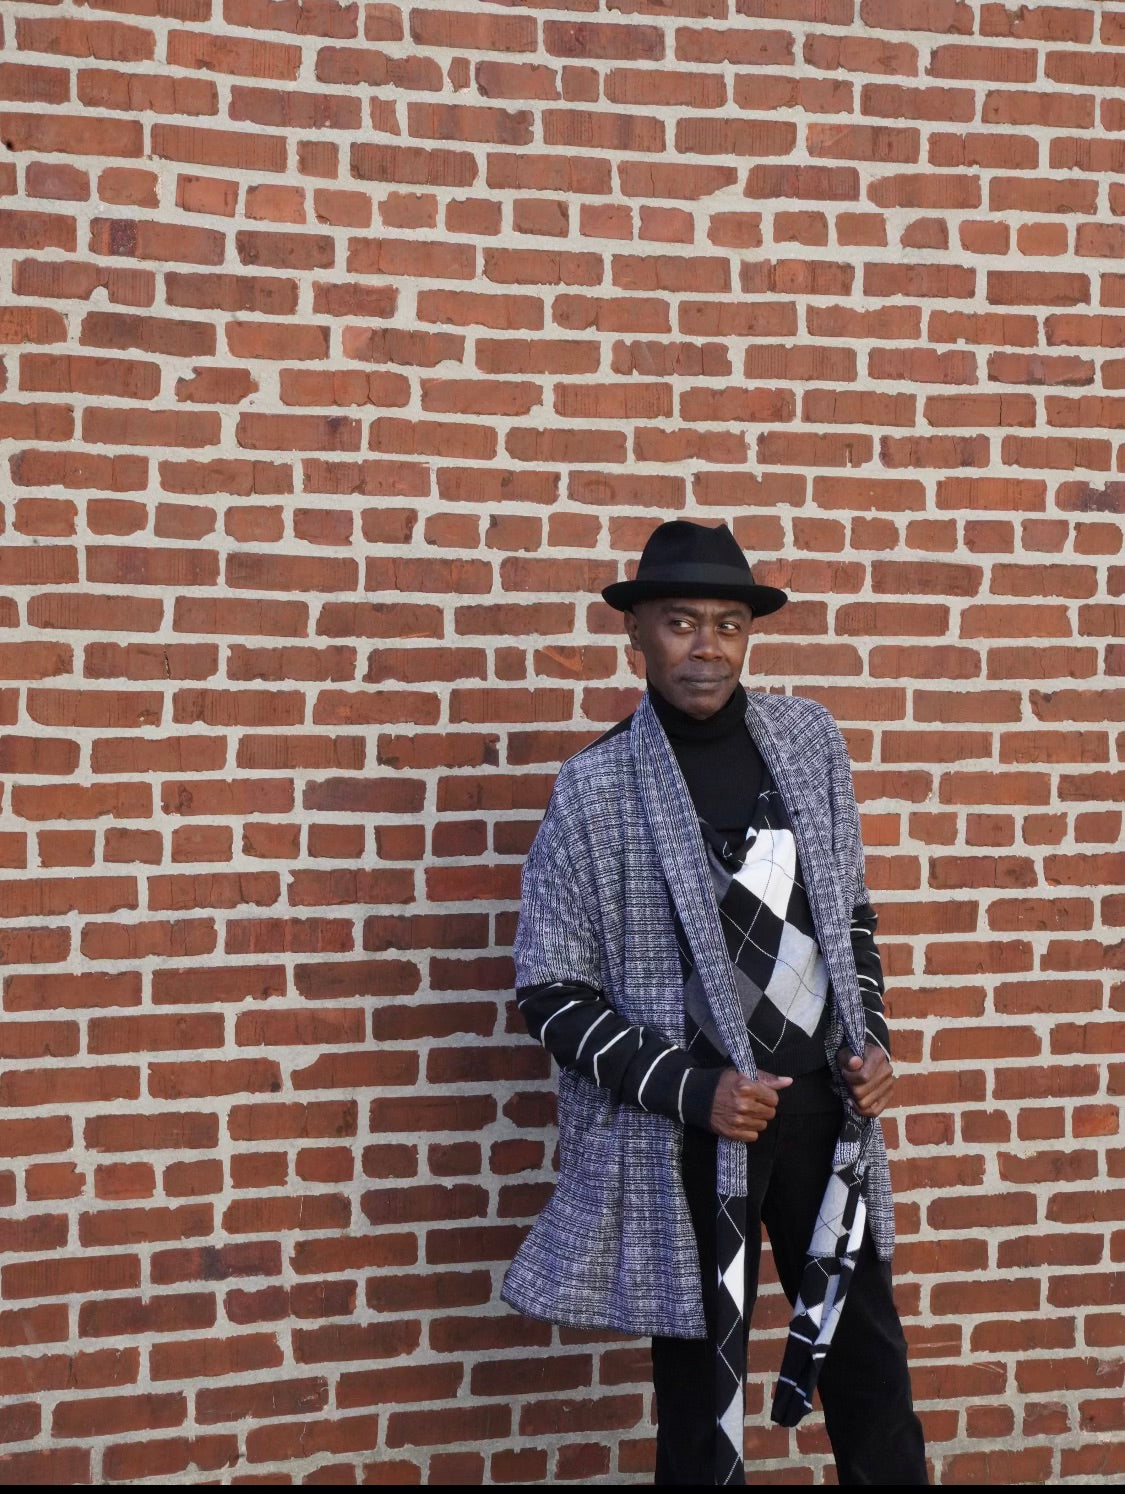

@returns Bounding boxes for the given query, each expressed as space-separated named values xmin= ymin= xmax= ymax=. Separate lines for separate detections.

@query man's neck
xmin=647 ymin=681 xmax=746 ymax=742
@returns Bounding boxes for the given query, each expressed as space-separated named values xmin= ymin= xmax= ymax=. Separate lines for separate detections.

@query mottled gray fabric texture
xmin=502 ymin=690 xmax=894 ymax=1340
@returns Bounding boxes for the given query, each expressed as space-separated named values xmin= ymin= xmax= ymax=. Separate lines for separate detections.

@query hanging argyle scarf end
xmin=770 ymin=1332 xmax=831 ymax=1428
xmin=768 ymin=1116 xmax=872 ymax=1432
xmin=770 ymin=1374 xmax=816 ymax=1429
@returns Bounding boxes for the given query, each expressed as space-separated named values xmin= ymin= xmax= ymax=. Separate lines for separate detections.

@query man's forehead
xmin=636 ymin=597 xmax=753 ymax=619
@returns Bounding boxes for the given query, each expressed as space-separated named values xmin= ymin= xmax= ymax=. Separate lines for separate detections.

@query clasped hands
xmin=708 ymin=1043 xmax=894 ymax=1142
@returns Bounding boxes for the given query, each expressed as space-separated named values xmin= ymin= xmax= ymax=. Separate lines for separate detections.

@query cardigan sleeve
xmin=517 ymin=980 xmax=722 ymax=1130
xmin=512 ymin=778 xmax=605 ymax=994
xmin=513 ymin=777 xmax=723 ymax=1130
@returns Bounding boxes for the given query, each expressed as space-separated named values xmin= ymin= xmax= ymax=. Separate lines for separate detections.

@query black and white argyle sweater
xmin=519 ymin=686 xmax=890 ymax=1126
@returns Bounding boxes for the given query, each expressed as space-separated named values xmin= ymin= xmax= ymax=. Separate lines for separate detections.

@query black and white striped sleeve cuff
xmin=517 ymin=981 xmax=723 ymax=1130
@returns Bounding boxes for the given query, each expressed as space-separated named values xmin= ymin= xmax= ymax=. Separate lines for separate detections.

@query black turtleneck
xmin=648 ymin=682 xmax=764 ymax=840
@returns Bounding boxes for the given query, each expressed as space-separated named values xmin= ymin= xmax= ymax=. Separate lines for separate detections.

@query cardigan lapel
xmin=630 ymin=695 xmax=755 ymax=1197
xmin=742 ymin=692 xmax=866 ymax=1057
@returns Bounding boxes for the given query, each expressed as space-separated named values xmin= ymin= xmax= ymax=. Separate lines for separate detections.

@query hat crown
xmin=637 ymin=519 xmax=750 ymax=578
xmin=600 ymin=517 xmax=788 ymax=617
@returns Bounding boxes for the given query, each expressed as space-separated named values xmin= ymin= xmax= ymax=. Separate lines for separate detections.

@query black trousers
xmin=651 ymin=1081 xmax=928 ymax=1486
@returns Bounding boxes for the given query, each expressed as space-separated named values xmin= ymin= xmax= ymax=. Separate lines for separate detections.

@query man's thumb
xmin=846 ymin=1052 xmax=863 ymax=1070
xmin=761 ymin=1073 xmax=793 ymax=1089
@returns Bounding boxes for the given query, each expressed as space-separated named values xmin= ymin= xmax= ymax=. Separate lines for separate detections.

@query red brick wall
xmin=1 ymin=0 xmax=1123 ymax=1483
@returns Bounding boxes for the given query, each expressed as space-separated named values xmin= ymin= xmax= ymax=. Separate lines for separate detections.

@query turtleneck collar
xmin=647 ymin=681 xmax=747 ymax=743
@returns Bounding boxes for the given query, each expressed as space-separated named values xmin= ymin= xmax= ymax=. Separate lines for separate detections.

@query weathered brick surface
xmin=0 ymin=0 xmax=1122 ymax=1484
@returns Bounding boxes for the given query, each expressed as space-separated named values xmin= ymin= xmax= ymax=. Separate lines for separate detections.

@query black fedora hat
xmin=602 ymin=519 xmax=788 ymax=617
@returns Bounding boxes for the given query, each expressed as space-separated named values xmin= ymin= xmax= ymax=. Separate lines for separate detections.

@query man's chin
xmin=673 ymin=682 xmax=734 ymax=718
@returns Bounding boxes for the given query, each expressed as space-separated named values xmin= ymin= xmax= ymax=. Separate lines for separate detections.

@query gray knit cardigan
xmin=502 ymin=690 xmax=894 ymax=1340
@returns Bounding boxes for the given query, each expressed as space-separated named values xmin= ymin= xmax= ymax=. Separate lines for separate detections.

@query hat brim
xmin=601 ymin=578 xmax=788 ymax=617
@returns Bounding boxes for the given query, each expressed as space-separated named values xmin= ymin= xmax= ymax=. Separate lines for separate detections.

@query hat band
xmin=630 ymin=562 xmax=755 ymax=588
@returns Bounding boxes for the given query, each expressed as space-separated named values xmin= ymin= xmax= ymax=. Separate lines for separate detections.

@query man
xmin=502 ymin=520 xmax=927 ymax=1486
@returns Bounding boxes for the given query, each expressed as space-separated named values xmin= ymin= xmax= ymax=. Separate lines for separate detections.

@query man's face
xmin=624 ymin=596 xmax=754 ymax=720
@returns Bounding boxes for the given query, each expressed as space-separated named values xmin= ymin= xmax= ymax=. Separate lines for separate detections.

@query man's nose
xmin=692 ymin=626 xmax=723 ymax=657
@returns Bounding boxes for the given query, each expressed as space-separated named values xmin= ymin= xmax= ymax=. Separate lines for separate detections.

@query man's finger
xmin=837 ymin=1047 xmax=864 ymax=1076
xmin=851 ymin=1066 xmax=884 ymax=1089
xmin=850 ymin=1069 xmax=895 ymax=1115
xmin=732 ymin=1081 xmax=767 ymax=1104
xmin=733 ymin=1100 xmax=771 ymax=1120
xmin=852 ymin=1078 xmax=892 ymax=1106
xmin=738 ymin=1080 xmax=781 ymax=1105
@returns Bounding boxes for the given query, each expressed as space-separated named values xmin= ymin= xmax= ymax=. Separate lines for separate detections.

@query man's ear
xmin=623 ymin=609 xmax=642 ymax=651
